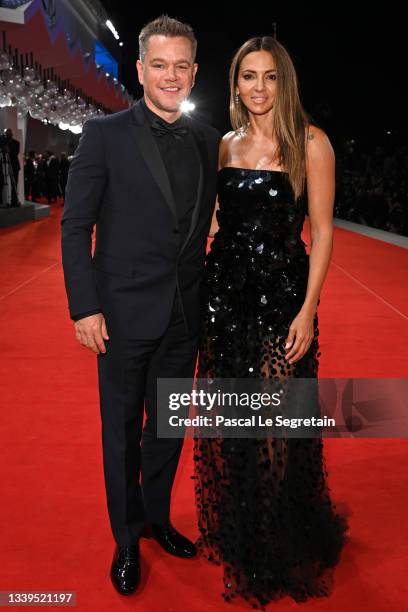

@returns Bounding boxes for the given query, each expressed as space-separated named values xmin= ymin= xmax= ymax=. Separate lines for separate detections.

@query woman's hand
xmin=284 ymin=309 xmax=315 ymax=364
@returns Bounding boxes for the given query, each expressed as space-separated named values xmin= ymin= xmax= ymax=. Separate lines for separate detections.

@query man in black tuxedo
xmin=61 ymin=15 xmax=220 ymax=595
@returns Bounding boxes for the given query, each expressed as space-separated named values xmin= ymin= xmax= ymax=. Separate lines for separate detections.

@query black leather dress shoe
xmin=151 ymin=521 xmax=196 ymax=558
xmin=110 ymin=544 xmax=141 ymax=595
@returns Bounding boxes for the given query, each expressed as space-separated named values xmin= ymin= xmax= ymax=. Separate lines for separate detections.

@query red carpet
xmin=1 ymin=207 xmax=407 ymax=611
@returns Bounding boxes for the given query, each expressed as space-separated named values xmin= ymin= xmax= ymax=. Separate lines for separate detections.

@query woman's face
xmin=236 ymin=50 xmax=277 ymax=116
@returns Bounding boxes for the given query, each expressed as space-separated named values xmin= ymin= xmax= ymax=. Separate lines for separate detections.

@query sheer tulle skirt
xmin=193 ymin=308 xmax=350 ymax=608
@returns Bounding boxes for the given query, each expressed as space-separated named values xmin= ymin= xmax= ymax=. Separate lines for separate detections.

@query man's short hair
xmin=139 ymin=14 xmax=197 ymax=62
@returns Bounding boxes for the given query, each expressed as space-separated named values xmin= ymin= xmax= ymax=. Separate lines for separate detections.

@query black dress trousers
xmin=97 ymin=291 xmax=198 ymax=546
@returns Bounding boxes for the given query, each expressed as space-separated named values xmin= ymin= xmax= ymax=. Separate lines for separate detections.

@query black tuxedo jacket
xmin=61 ymin=100 xmax=220 ymax=339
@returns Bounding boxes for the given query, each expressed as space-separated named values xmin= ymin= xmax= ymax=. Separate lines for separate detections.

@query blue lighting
xmin=94 ymin=40 xmax=118 ymax=79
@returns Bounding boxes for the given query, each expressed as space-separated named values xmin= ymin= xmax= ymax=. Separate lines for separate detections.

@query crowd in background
xmin=334 ymin=140 xmax=408 ymax=236
xmin=24 ymin=151 xmax=71 ymax=205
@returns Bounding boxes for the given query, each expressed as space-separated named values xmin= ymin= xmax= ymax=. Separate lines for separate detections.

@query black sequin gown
xmin=194 ymin=167 xmax=349 ymax=608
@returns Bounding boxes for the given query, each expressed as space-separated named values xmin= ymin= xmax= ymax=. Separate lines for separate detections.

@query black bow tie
xmin=151 ymin=117 xmax=189 ymax=141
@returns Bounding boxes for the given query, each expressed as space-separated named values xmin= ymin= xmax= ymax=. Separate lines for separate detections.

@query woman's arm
xmin=301 ymin=126 xmax=335 ymax=316
xmin=284 ymin=126 xmax=335 ymax=364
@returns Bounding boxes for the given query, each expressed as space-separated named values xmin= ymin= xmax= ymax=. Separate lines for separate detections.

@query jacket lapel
xmin=129 ymin=101 xmax=179 ymax=227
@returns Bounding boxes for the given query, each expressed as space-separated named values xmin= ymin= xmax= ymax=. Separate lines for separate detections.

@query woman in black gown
xmin=193 ymin=36 xmax=349 ymax=608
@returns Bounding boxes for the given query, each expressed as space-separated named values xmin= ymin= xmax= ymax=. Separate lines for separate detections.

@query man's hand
xmin=74 ymin=313 xmax=109 ymax=354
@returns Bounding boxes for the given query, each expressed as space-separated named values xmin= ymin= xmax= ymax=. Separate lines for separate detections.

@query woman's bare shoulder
xmin=305 ymin=124 xmax=331 ymax=145
xmin=219 ymin=131 xmax=238 ymax=166
xmin=305 ymin=124 xmax=334 ymax=160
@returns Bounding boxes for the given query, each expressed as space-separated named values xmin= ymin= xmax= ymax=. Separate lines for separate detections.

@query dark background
xmin=99 ymin=5 xmax=406 ymax=151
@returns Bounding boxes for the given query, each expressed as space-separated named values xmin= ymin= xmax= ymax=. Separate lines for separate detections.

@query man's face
xmin=136 ymin=35 xmax=197 ymax=119
xmin=5 ymin=129 xmax=12 ymax=139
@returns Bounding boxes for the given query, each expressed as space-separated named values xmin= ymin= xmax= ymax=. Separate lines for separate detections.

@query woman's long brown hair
xmin=229 ymin=36 xmax=310 ymax=199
